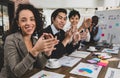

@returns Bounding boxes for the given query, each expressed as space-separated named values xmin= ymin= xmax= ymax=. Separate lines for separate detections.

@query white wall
xmin=30 ymin=0 xmax=120 ymax=31
xmin=104 ymin=0 xmax=120 ymax=7
xmin=30 ymin=0 xmax=104 ymax=8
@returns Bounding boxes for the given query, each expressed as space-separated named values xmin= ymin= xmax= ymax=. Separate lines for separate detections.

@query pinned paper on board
xmin=108 ymin=25 xmax=112 ymax=29
xmin=70 ymin=62 xmax=102 ymax=78
xmin=101 ymin=33 xmax=105 ymax=37
xmin=115 ymin=23 xmax=119 ymax=27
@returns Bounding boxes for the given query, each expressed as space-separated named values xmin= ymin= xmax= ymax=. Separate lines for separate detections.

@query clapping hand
xmin=72 ymin=32 xmax=81 ymax=45
xmin=31 ymin=33 xmax=59 ymax=57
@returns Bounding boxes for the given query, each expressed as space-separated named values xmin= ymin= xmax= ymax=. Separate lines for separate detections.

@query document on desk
xmin=70 ymin=62 xmax=102 ymax=78
xmin=105 ymin=67 xmax=120 ymax=78
xmin=94 ymin=53 xmax=112 ymax=59
xmin=58 ymin=56 xmax=82 ymax=67
xmin=102 ymin=48 xmax=119 ymax=54
xmin=69 ymin=51 xmax=91 ymax=58
xmin=30 ymin=70 xmax=65 ymax=78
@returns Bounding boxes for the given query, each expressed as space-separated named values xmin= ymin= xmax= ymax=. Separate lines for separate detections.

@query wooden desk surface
xmin=23 ymin=46 xmax=120 ymax=78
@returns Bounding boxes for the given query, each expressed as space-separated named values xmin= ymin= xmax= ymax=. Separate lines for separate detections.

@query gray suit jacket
xmin=0 ymin=32 xmax=48 ymax=78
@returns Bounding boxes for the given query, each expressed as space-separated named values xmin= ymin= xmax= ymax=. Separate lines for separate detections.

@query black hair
xmin=68 ymin=9 xmax=80 ymax=19
xmin=51 ymin=8 xmax=67 ymax=24
xmin=92 ymin=15 xmax=99 ymax=26
xmin=10 ymin=4 xmax=44 ymax=35
xmin=92 ymin=15 xmax=99 ymax=21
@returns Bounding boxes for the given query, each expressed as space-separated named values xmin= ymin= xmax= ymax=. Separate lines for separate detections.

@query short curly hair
xmin=68 ymin=9 xmax=80 ymax=19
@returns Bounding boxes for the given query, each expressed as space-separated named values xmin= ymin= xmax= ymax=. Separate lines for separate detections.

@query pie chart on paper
xmin=70 ymin=62 xmax=102 ymax=78
xmin=79 ymin=68 xmax=93 ymax=74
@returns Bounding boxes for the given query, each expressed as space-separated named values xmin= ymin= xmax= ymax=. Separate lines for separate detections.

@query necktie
xmin=55 ymin=32 xmax=61 ymax=40
xmin=55 ymin=32 xmax=60 ymax=37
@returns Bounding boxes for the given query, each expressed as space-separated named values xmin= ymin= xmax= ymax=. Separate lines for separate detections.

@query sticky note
xmin=97 ymin=62 xmax=108 ymax=67
xmin=100 ymin=60 xmax=108 ymax=64
xmin=92 ymin=58 xmax=101 ymax=62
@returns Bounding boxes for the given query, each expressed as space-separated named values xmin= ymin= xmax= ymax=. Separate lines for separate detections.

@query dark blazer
xmin=41 ymin=25 xmax=80 ymax=58
xmin=0 ymin=32 xmax=48 ymax=78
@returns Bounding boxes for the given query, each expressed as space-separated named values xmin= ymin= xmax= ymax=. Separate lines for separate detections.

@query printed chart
xmin=30 ymin=70 xmax=65 ymax=78
xmin=70 ymin=62 xmax=102 ymax=78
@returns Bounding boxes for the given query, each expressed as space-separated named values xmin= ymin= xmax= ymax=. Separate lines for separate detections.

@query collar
xmin=14 ymin=32 xmax=37 ymax=46
xmin=51 ymin=24 xmax=60 ymax=35
xmin=14 ymin=32 xmax=37 ymax=56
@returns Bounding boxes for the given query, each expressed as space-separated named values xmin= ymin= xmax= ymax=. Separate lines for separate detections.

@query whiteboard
xmin=95 ymin=10 xmax=120 ymax=44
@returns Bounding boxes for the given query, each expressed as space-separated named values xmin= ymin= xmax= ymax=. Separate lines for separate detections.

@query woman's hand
xmin=65 ymin=29 xmax=73 ymax=41
xmin=80 ymin=31 xmax=87 ymax=40
xmin=30 ymin=33 xmax=59 ymax=57
xmin=62 ymin=28 xmax=73 ymax=47
xmin=78 ymin=18 xmax=92 ymax=32
xmin=72 ymin=32 xmax=81 ymax=45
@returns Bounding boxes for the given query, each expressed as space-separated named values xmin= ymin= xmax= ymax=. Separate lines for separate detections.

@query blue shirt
xmin=93 ymin=27 xmax=102 ymax=41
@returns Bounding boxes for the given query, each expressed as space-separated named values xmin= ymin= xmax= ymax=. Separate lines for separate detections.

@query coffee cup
xmin=48 ymin=59 xmax=60 ymax=68
xmin=89 ymin=46 xmax=96 ymax=51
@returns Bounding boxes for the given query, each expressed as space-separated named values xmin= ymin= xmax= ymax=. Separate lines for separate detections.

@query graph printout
xmin=70 ymin=62 xmax=102 ymax=78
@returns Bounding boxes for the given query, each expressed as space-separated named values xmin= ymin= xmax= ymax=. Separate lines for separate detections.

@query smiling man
xmin=41 ymin=8 xmax=80 ymax=58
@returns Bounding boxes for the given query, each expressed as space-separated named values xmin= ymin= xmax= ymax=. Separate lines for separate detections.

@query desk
xmin=23 ymin=46 xmax=120 ymax=78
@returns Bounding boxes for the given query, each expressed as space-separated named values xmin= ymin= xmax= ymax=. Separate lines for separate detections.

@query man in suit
xmin=41 ymin=8 xmax=81 ymax=58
